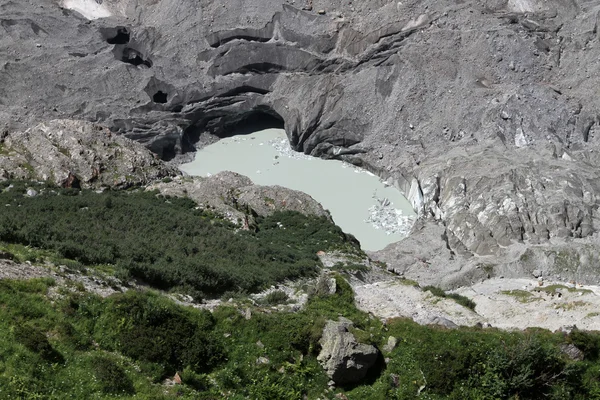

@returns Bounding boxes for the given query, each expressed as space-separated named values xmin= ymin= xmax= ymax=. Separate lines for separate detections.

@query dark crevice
xmin=218 ymin=86 xmax=270 ymax=97
xmin=149 ymin=139 xmax=177 ymax=161
xmin=230 ymin=63 xmax=285 ymax=75
xmin=107 ymin=27 xmax=130 ymax=44
xmin=582 ymin=120 xmax=594 ymax=142
xmin=181 ymin=109 xmax=284 ymax=153
xmin=209 ymin=34 xmax=272 ymax=48
xmin=225 ymin=111 xmax=284 ymax=137
xmin=116 ymin=47 xmax=152 ymax=68
xmin=100 ymin=26 xmax=131 ymax=44
xmin=153 ymin=91 xmax=168 ymax=104
xmin=206 ymin=18 xmax=276 ymax=48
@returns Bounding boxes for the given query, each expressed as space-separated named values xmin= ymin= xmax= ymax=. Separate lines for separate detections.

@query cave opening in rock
xmin=153 ymin=91 xmax=168 ymax=104
xmin=115 ymin=47 xmax=152 ymax=68
xmin=223 ymin=111 xmax=284 ymax=137
xmin=182 ymin=110 xmax=285 ymax=153
xmin=107 ymin=27 xmax=130 ymax=44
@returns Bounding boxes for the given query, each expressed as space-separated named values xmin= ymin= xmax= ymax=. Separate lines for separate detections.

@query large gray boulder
xmin=317 ymin=317 xmax=379 ymax=385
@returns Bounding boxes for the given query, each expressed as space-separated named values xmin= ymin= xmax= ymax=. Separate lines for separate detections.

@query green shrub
xmin=478 ymin=336 xmax=572 ymax=399
xmin=569 ymin=330 xmax=600 ymax=360
xmin=92 ymin=356 xmax=135 ymax=395
xmin=180 ymin=366 xmax=210 ymax=391
xmin=263 ymin=290 xmax=289 ymax=305
xmin=422 ymin=285 xmax=445 ymax=297
xmin=94 ymin=291 xmax=225 ymax=375
xmin=13 ymin=324 xmax=64 ymax=364
xmin=446 ymin=293 xmax=477 ymax=311
xmin=422 ymin=285 xmax=477 ymax=310
xmin=0 ymin=181 xmax=360 ymax=297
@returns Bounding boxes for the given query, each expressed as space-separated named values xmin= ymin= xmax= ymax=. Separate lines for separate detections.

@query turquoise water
xmin=180 ymin=128 xmax=415 ymax=251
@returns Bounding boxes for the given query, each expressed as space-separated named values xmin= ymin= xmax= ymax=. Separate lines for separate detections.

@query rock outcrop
xmin=4 ymin=0 xmax=600 ymax=284
xmin=317 ymin=317 xmax=379 ymax=385
xmin=146 ymin=171 xmax=330 ymax=224
xmin=0 ymin=119 xmax=178 ymax=188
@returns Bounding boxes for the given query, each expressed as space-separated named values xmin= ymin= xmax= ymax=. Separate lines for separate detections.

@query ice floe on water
xmin=267 ymin=135 xmax=415 ymax=237
xmin=366 ymin=194 xmax=416 ymax=236
xmin=269 ymin=137 xmax=312 ymax=161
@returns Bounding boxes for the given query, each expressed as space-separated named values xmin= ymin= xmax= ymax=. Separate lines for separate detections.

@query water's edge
xmin=180 ymin=128 xmax=416 ymax=251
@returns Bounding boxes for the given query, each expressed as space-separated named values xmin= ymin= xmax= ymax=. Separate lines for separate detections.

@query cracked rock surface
xmin=0 ymin=119 xmax=178 ymax=188
xmin=4 ymin=0 xmax=600 ymax=285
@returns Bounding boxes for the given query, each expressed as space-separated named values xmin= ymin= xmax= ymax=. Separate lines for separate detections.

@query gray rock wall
xmin=4 ymin=0 xmax=600 ymax=284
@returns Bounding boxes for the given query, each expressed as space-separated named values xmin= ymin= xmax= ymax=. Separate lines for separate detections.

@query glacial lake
xmin=180 ymin=128 xmax=415 ymax=251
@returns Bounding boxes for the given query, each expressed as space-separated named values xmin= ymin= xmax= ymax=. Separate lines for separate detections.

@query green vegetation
xmin=398 ymin=278 xmax=420 ymax=287
xmin=535 ymin=284 xmax=593 ymax=296
xmin=422 ymin=285 xmax=477 ymax=311
xmin=331 ymin=261 xmax=369 ymax=273
xmin=4 ymin=178 xmax=600 ymax=398
xmin=261 ymin=289 xmax=290 ymax=305
xmin=3 ymin=276 xmax=600 ymax=399
xmin=501 ymin=289 xmax=541 ymax=303
xmin=556 ymin=301 xmax=589 ymax=311
xmin=0 ymin=180 xmax=359 ymax=298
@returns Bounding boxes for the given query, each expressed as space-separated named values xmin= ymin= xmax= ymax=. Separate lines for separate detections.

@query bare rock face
xmin=4 ymin=0 xmax=600 ymax=284
xmin=317 ymin=317 xmax=379 ymax=385
xmin=235 ymin=184 xmax=330 ymax=218
xmin=146 ymin=171 xmax=330 ymax=224
xmin=0 ymin=119 xmax=178 ymax=188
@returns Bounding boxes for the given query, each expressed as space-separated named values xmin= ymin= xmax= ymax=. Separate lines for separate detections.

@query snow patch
xmin=61 ymin=0 xmax=112 ymax=20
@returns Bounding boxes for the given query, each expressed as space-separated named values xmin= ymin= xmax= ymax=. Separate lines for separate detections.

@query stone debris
xmin=354 ymin=276 xmax=600 ymax=332
xmin=560 ymin=343 xmax=584 ymax=361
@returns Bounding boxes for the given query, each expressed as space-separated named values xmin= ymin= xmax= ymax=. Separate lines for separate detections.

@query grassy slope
xmin=2 ymin=277 xmax=600 ymax=399
xmin=2 ymin=180 xmax=600 ymax=398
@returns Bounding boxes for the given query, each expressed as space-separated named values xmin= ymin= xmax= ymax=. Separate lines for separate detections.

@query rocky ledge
xmin=0 ymin=119 xmax=178 ymax=189
xmin=146 ymin=171 xmax=331 ymax=225
xmin=3 ymin=0 xmax=600 ymax=286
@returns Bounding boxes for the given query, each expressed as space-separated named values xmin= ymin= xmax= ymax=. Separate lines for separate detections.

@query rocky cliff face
xmin=4 ymin=0 xmax=600 ymax=285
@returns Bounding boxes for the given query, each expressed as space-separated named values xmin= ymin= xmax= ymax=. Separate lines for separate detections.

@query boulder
xmin=424 ymin=316 xmax=458 ymax=329
xmin=146 ymin=171 xmax=331 ymax=225
xmin=317 ymin=317 xmax=379 ymax=385
xmin=560 ymin=343 xmax=584 ymax=361
xmin=382 ymin=336 xmax=398 ymax=353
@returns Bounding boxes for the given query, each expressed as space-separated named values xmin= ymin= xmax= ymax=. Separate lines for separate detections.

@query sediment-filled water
xmin=180 ymin=128 xmax=415 ymax=251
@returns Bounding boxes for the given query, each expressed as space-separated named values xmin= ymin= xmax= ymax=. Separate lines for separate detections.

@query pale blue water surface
xmin=180 ymin=128 xmax=415 ymax=251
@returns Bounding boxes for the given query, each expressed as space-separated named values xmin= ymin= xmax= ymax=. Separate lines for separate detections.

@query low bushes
xmin=2 ymin=277 xmax=600 ymax=399
xmin=92 ymin=356 xmax=135 ymax=395
xmin=0 ymin=180 xmax=360 ymax=297
xmin=93 ymin=291 xmax=225 ymax=375
xmin=13 ymin=324 xmax=64 ymax=364
xmin=422 ymin=285 xmax=477 ymax=310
